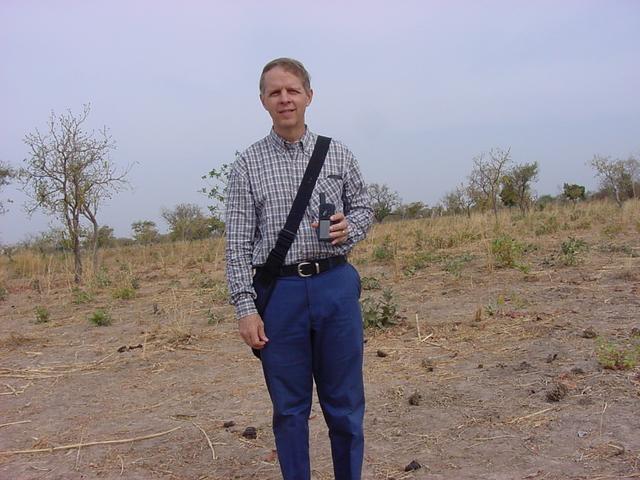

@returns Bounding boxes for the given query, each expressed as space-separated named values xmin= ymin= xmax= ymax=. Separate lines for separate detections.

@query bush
xmin=560 ymin=237 xmax=588 ymax=266
xmin=112 ymin=286 xmax=135 ymax=300
xmin=0 ymin=285 xmax=7 ymax=302
xmin=372 ymin=235 xmax=394 ymax=261
xmin=89 ymin=309 xmax=112 ymax=326
xmin=361 ymin=289 xmax=398 ymax=329
xmin=34 ymin=306 xmax=50 ymax=323
xmin=72 ymin=288 xmax=93 ymax=304
xmin=596 ymin=337 xmax=639 ymax=370
xmin=491 ymin=235 xmax=525 ymax=269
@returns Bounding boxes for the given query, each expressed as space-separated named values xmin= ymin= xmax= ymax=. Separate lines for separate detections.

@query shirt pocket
xmin=308 ymin=174 xmax=345 ymax=221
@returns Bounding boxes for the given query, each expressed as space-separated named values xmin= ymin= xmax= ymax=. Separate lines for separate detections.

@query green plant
xmin=491 ymin=235 xmax=526 ymax=270
xmin=72 ymin=288 xmax=93 ymax=304
xmin=361 ymin=288 xmax=398 ymax=329
xmin=207 ymin=309 xmax=222 ymax=325
xmin=372 ymin=235 xmax=394 ymax=261
xmin=34 ymin=305 xmax=50 ymax=323
xmin=535 ymin=216 xmax=559 ymax=236
xmin=360 ymin=276 xmax=381 ymax=290
xmin=596 ymin=337 xmax=639 ymax=370
xmin=561 ymin=237 xmax=588 ymax=266
xmin=0 ymin=285 xmax=7 ymax=302
xmin=112 ymin=286 xmax=136 ymax=300
xmin=89 ymin=309 xmax=112 ymax=326
xmin=93 ymin=267 xmax=111 ymax=288
xmin=442 ymin=253 xmax=474 ymax=277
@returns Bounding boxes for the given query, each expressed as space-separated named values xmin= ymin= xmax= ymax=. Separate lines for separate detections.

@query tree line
xmin=0 ymin=106 xmax=638 ymax=285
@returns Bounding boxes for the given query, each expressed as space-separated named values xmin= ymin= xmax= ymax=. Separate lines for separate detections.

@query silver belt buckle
xmin=297 ymin=261 xmax=320 ymax=277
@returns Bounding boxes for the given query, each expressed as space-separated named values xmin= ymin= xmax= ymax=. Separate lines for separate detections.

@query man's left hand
xmin=312 ymin=212 xmax=349 ymax=245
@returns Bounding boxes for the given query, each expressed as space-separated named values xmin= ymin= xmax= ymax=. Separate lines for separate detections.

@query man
xmin=225 ymin=58 xmax=373 ymax=480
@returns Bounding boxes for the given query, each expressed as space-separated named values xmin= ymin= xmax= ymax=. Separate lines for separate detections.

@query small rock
xmin=223 ymin=421 xmax=235 ymax=428
xmin=546 ymin=383 xmax=569 ymax=402
xmin=377 ymin=349 xmax=388 ymax=358
xmin=408 ymin=392 xmax=422 ymax=406
xmin=477 ymin=364 xmax=484 ymax=369
xmin=546 ymin=353 xmax=558 ymax=363
xmin=631 ymin=327 xmax=640 ymax=337
xmin=577 ymin=430 xmax=588 ymax=438
xmin=404 ymin=460 xmax=422 ymax=472
xmin=582 ymin=327 xmax=597 ymax=339
xmin=570 ymin=367 xmax=585 ymax=375
xmin=242 ymin=426 xmax=257 ymax=439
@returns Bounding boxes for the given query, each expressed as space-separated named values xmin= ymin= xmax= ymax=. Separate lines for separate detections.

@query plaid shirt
xmin=225 ymin=128 xmax=374 ymax=319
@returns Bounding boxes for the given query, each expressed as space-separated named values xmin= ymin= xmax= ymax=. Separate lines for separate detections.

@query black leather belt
xmin=257 ymin=255 xmax=347 ymax=278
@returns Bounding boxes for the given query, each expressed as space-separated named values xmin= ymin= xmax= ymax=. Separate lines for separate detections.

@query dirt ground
xmin=1 ymin=224 xmax=639 ymax=480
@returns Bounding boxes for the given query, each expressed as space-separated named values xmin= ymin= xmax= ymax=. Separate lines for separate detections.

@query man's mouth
xmin=279 ymin=109 xmax=295 ymax=114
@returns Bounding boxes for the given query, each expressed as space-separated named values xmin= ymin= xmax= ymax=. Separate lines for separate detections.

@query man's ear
xmin=259 ymin=94 xmax=267 ymax=110
xmin=306 ymin=89 xmax=314 ymax=106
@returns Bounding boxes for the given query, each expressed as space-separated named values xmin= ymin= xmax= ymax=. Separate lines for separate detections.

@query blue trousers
xmin=258 ymin=262 xmax=364 ymax=480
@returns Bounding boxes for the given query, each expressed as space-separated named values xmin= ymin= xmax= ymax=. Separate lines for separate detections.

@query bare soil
xmin=1 ymin=227 xmax=639 ymax=479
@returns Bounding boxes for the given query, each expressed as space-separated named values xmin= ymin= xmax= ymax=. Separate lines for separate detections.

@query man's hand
xmin=312 ymin=212 xmax=349 ymax=245
xmin=238 ymin=313 xmax=269 ymax=350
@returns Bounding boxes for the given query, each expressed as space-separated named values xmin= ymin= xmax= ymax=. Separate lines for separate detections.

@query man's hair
xmin=259 ymin=58 xmax=311 ymax=95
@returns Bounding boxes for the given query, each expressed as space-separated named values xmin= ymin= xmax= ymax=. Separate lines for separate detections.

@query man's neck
xmin=274 ymin=125 xmax=305 ymax=143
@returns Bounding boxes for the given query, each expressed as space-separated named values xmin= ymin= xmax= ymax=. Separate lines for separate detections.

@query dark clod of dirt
xmin=421 ymin=358 xmax=434 ymax=371
xmin=546 ymin=353 xmax=558 ymax=363
xmin=570 ymin=367 xmax=585 ymax=375
xmin=404 ymin=460 xmax=422 ymax=472
xmin=377 ymin=349 xmax=388 ymax=358
xmin=408 ymin=391 xmax=422 ymax=406
xmin=242 ymin=426 xmax=257 ymax=439
xmin=546 ymin=383 xmax=569 ymax=402
xmin=223 ymin=421 xmax=235 ymax=428
xmin=582 ymin=327 xmax=597 ymax=339
xmin=631 ymin=327 xmax=640 ymax=337
xmin=117 ymin=344 xmax=143 ymax=353
xmin=477 ymin=364 xmax=484 ymax=369
xmin=515 ymin=361 xmax=532 ymax=371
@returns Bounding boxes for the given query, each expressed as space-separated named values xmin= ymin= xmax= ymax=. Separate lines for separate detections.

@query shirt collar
xmin=268 ymin=127 xmax=315 ymax=155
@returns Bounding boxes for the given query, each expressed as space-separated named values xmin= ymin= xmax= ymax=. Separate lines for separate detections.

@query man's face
xmin=260 ymin=66 xmax=313 ymax=137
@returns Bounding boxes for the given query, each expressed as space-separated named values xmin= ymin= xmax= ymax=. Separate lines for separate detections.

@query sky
xmin=1 ymin=0 xmax=639 ymax=245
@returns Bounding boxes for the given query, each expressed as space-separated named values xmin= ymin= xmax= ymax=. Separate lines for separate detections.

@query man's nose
xmin=279 ymin=88 xmax=291 ymax=102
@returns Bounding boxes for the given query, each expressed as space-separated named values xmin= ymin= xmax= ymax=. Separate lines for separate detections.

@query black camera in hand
xmin=317 ymin=192 xmax=335 ymax=242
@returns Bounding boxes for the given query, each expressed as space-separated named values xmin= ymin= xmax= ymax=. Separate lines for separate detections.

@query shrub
xmin=596 ymin=337 xmax=639 ymax=370
xmin=34 ymin=306 xmax=50 ymax=323
xmin=89 ymin=309 xmax=112 ymax=326
xmin=361 ymin=289 xmax=398 ymax=329
xmin=0 ymin=285 xmax=7 ymax=302
xmin=112 ymin=286 xmax=135 ymax=300
xmin=535 ymin=216 xmax=559 ymax=236
xmin=491 ymin=235 xmax=526 ymax=270
xmin=72 ymin=288 xmax=93 ymax=305
xmin=442 ymin=253 xmax=474 ymax=277
xmin=361 ymin=276 xmax=381 ymax=290
xmin=372 ymin=235 xmax=394 ymax=261
xmin=560 ymin=237 xmax=588 ymax=266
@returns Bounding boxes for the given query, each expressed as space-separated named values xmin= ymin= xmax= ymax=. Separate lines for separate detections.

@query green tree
xmin=161 ymin=203 xmax=211 ymax=241
xmin=131 ymin=220 xmax=159 ymax=245
xmin=201 ymin=161 xmax=231 ymax=227
xmin=501 ymin=162 xmax=538 ymax=214
xmin=562 ymin=183 xmax=586 ymax=204
xmin=367 ymin=183 xmax=401 ymax=222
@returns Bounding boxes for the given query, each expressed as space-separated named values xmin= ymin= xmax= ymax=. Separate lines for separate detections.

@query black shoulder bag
xmin=251 ymin=135 xmax=331 ymax=358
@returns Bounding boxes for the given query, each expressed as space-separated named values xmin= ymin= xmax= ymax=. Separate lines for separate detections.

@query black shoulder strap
xmin=262 ymin=135 xmax=331 ymax=276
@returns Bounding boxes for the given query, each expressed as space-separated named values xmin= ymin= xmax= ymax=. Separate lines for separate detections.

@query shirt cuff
xmin=234 ymin=294 xmax=258 ymax=320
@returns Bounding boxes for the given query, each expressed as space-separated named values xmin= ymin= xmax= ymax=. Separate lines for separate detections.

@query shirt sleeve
xmin=225 ymin=156 xmax=259 ymax=319
xmin=336 ymin=150 xmax=374 ymax=253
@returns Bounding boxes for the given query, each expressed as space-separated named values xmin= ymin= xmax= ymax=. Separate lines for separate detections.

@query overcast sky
xmin=1 ymin=0 xmax=639 ymax=244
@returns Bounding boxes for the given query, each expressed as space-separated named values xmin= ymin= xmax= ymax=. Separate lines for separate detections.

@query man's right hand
xmin=238 ymin=313 xmax=269 ymax=350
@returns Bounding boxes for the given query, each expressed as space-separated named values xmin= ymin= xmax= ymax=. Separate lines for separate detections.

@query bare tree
xmin=590 ymin=155 xmax=629 ymax=207
xmin=625 ymin=155 xmax=640 ymax=200
xmin=468 ymin=148 xmax=512 ymax=220
xmin=442 ymin=183 xmax=474 ymax=217
xmin=20 ymin=105 xmax=129 ymax=284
